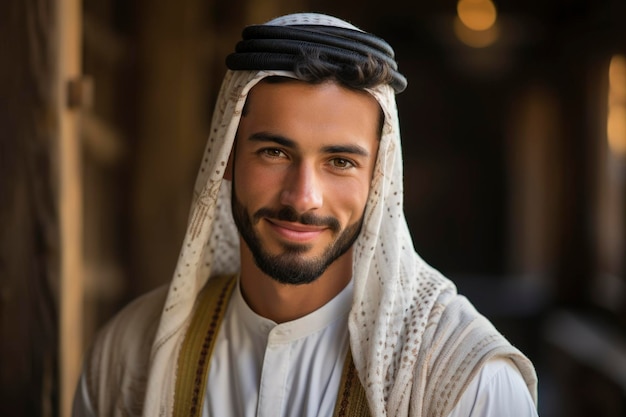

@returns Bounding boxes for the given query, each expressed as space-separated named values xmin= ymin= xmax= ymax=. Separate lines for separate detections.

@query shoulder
xmin=90 ymin=285 xmax=169 ymax=362
xmin=415 ymin=293 xmax=538 ymax=416
xmin=83 ymin=285 xmax=169 ymax=415
xmin=447 ymin=358 xmax=538 ymax=417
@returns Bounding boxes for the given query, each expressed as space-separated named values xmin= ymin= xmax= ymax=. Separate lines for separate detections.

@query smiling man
xmin=228 ymin=80 xmax=380 ymax=324
xmin=73 ymin=13 xmax=538 ymax=417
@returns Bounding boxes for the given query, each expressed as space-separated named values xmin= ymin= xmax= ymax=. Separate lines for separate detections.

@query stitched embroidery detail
xmin=334 ymin=350 xmax=371 ymax=417
xmin=173 ymin=275 xmax=237 ymax=417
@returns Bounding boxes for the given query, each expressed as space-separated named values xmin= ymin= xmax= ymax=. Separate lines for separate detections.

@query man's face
xmin=230 ymin=79 xmax=381 ymax=285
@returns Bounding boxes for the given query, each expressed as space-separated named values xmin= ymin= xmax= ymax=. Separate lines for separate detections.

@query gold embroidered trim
xmin=333 ymin=349 xmax=371 ymax=417
xmin=173 ymin=274 xmax=237 ymax=417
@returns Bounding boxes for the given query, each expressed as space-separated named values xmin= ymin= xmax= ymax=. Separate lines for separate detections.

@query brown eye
xmin=261 ymin=148 xmax=285 ymax=158
xmin=330 ymin=158 xmax=354 ymax=169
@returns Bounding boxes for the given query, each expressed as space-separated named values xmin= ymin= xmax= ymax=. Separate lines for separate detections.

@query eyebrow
xmin=321 ymin=145 xmax=370 ymax=157
xmin=248 ymin=132 xmax=296 ymax=148
xmin=248 ymin=132 xmax=371 ymax=157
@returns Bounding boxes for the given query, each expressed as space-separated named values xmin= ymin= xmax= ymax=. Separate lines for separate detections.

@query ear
xmin=223 ymin=147 xmax=234 ymax=180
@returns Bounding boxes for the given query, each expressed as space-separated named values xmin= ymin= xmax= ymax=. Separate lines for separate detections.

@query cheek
xmin=234 ymin=164 xmax=282 ymax=204
xmin=328 ymin=178 xmax=371 ymax=221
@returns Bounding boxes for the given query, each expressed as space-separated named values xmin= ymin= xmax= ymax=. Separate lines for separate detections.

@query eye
xmin=329 ymin=157 xmax=355 ymax=169
xmin=260 ymin=148 xmax=286 ymax=159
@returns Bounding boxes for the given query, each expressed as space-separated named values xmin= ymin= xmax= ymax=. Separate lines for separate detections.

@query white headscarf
xmin=141 ymin=13 xmax=537 ymax=417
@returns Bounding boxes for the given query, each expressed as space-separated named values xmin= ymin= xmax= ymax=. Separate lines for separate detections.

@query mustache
xmin=253 ymin=207 xmax=341 ymax=233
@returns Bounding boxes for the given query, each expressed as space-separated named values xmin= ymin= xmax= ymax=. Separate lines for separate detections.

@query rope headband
xmin=226 ymin=24 xmax=408 ymax=93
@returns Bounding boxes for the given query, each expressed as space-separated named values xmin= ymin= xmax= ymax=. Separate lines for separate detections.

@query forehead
xmin=239 ymin=79 xmax=382 ymax=146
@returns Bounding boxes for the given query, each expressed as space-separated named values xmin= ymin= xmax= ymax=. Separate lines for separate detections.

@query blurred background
xmin=1 ymin=0 xmax=625 ymax=415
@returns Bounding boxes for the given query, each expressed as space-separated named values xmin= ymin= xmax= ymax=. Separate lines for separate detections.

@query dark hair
xmin=240 ymin=50 xmax=391 ymax=122
xmin=293 ymin=50 xmax=394 ymax=91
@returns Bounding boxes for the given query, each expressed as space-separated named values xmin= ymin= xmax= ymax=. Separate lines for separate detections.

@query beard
xmin=231 ymin=187 xmax=363 ymax=286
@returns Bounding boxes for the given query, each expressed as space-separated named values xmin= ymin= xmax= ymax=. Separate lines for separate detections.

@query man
xmin=74 ymin=13 xmax=538 ymax=417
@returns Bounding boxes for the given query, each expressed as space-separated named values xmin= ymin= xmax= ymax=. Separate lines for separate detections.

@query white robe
xmin=73 ymin=280 xmax=537 ymax=417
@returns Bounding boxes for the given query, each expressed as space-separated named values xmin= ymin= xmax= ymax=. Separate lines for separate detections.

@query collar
xmin=234 ymin=277 xmax=354 ymax=343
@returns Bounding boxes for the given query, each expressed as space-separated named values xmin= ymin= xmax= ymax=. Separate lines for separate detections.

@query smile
xmin=265 ymin=219 xmax=326 ymax=242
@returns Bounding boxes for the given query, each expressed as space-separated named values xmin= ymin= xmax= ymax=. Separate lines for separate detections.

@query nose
xmin=279 ymin=162 xmax=323 ymax=213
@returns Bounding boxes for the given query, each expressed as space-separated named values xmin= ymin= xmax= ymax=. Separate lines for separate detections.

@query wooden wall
xmin=0 ymin=1 xmax=59 ymax=415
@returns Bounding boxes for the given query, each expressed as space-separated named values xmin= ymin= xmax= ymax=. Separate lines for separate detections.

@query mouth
xmin=265 ymin=218 xmax=326 ymax=242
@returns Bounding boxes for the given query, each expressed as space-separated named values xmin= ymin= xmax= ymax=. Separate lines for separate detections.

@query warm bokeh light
xmin=457 ymin=0 xmax=497 ymax=31
xmin=609 ymin=55 xmax=626 ymax=100
xmin=453 ymin=15 xmax=499 ymax=48
xmin=607 ymin=55 xmax=626 ymax=156
xmin=607 ymin=108 xmax=626 ymax=155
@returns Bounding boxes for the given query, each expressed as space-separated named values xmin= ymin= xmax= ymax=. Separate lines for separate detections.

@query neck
xmin=239 ymin=243 xmax=353 ymax=323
